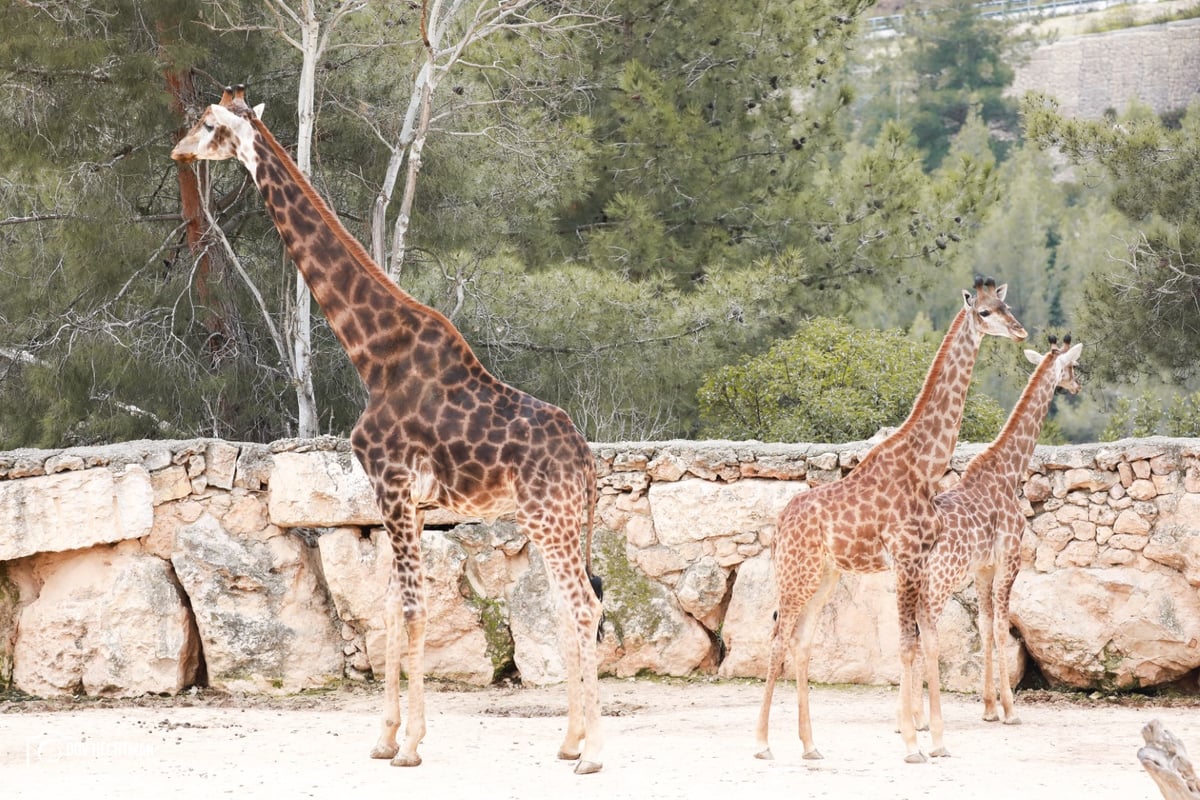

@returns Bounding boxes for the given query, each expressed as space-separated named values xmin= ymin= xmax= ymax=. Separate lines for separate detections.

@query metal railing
xmin=865 ymin=0 xmax=1133 ymax=35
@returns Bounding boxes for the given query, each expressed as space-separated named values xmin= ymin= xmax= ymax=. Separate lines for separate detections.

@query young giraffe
xmin=754 ymin=278 xmax=1027 ymax=764
xmin=171 ymin=86 xmax=606 ymax=774
xmin=916 ymin=335 xmax=1082 ymax=752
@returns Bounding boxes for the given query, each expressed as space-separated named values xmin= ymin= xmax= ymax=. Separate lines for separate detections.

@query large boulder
xmin=1011 ymin=565 xmax=1200 ymax=689
xmin=12 ymin=543 xmax=199 ymax=697
xmin=170 ymin=513 xmax=343 ymax=692
xmin=317 ymin=526 xmax=494 ymax=685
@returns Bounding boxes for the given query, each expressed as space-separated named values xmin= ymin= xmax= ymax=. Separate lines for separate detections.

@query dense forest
xmin=1 ymin=0 xmax=1199 ymax=448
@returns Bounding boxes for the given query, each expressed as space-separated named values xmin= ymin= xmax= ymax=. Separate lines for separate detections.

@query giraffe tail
xmin=585 ymin=475 xmax=605 ymax=643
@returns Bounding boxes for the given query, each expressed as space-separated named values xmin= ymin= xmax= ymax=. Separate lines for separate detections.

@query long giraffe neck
xmin=963 ymin=351 xmax=1059 ymax=492
xmin=887 ymin=306 xmax=982 ymax=480
xmin=245 ymin=117 xmax=480 ymax=390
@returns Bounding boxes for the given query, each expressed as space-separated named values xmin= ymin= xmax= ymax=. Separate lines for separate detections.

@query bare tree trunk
xmin=1139 ymin=720 xmax=1200 ymax=800
xmin=289 ymin=0 xmax=321 ymax=438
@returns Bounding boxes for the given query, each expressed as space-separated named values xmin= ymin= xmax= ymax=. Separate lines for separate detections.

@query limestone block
xmin=171 ymin=514 xmax=343 ymax=692
xmin=152 ymin=465 xmax=191 ymax=504
xmin=12 ymin=545 xmax=199 ymax=697
xmin=1011 ymin=566 xmax=1200 ymax=689
xmin=1114 ymin=509 xmax=1152 ymax=536
xmin=317 ymin=526 xmax=494 ymax=685
xmin=268 ymin=451 xmax=381 ymax=527
xmin=268 ymin=451 xmax=468 ymax=527
xmin=0 ymin=466 xmax=152 ymax=560
xmin=649 ymin=478 xmax=805 ymax=546
xmin=205 ymin=441 xmax=240 ymax=490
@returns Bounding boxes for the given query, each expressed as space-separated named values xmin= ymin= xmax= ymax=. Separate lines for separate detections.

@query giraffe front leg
xmin=918 ymin=604 xmax=949 ymax=758
xmin=895 ymin=571 xmax=926 ymax=764
xmin=369 ymin=596 xmax=403 ymax=761
xmin=992 ymin=559 xmax=1022 ymax=725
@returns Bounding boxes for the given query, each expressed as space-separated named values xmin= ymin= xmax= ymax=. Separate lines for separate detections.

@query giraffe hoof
xmin=754 ymin=748 xmax=775 ymax=761
xmin=557 ymin=749 xmax=581 ymax=761
xmin=574 ymin=760 xmax=603 ymax=775
xmin=390 ymin=753 xmax=422 ymax=767
xmin=369 ymin=744 xmax=399 ymax=760
xmin=1003 ymin=715 xmax=1022 ymax=726
xmin=802 ymin=748 xmax=824 ymax=761
xmin=904 ymin=751 xmax=928 ymax=764
xmin=930 ymin=747 xmax=951 ymax=758
xmin=982 ymin=713 xmax=1000 ymax=723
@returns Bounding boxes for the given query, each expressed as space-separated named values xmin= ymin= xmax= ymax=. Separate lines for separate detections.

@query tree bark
xmin=1140 ymin=719 xmax=1200 ymax=800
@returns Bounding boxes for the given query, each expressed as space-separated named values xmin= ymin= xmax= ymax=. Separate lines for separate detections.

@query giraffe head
xmin=170 ymin=85 xmax=263 ymax=166
xmin=962 ymin=276 xmax=1027 ymax=343
xmin=1024 ymin=334 xmax=1083 ymax=394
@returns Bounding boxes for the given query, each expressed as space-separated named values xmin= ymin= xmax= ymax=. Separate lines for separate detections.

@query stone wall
xmin=1011 ymin=17 xmax=1200 ymax=119
xmin=1 ymin=436 xmax=1198 ymax=698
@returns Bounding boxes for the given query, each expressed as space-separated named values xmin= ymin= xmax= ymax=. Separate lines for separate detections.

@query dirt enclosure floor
xmin=2 ymin=678 xmax=1197 ymax=800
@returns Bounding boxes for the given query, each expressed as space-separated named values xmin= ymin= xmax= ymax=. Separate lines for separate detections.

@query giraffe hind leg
xmin=530 ymin=514 xmax=604 ymax=774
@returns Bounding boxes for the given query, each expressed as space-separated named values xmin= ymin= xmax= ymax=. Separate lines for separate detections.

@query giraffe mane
xmin=893 ymin=305 xmax=969 ymax=438
xmin=246 ymin=114 xmax=483 ymax=365
xmin=962 ymin=347 xmax=1059 ymax=479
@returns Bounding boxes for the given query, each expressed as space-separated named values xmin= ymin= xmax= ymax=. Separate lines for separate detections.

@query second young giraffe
xmin=171 ymin=86 xmax=606 ymax=773
xmin=754 ymin=278 xmax=1027 ymax=764
xmin=913 ymin=335 xmax=1082 ymax=755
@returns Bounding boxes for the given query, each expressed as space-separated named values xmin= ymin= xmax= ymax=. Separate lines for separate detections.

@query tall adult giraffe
xmin=171 ymin=86 xmax=606 ymax=774
xmin=754 ymin=278 xmax=1027 ymax=764
xmin=917 ymin=335 xmax=1082 ymax=754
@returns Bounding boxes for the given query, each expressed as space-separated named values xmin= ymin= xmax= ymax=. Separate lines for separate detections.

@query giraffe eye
xmin=979 ymin=309 xmax=991 ymax=317
xmin=203 ymin=122 xmax=215 ymax=132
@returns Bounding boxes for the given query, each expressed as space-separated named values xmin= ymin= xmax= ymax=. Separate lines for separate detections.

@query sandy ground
xmin=1 ymin=679 xmax=1197 ymax=800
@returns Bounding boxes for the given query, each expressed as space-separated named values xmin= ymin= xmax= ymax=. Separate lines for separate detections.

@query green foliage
xmin=1101 ymin=391 xmax=1200 ymax=441
xmin=551 ymin=0 xmax=874 ymax=286
xmin=1022 ymin=95 xmax=1200 ymax=383
xmin=850 ymin=0 xmax=1038 ymax=169
xmin=696 ymin=317 xmax=1005 ymax=443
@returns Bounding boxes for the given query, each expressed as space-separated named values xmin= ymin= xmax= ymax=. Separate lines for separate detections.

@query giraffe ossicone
xmin=171 ymin=84 xmax=606 ymax=774
xmin=753 ymin=276 xmax=1027 ymax=764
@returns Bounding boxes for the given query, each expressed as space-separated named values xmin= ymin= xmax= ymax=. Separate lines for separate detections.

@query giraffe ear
xmin=1062 ymin=342 xmax=1083 ymax=365
xmin=252 ymin=103 xmax=265 ymax=119
xmin=962 ymin=288 xmax=974 ymax=309
xmin=995 ymin=283 xmax=1008 ymax=301
xmin=1024 ymin=349 xmax=1042 ymax=365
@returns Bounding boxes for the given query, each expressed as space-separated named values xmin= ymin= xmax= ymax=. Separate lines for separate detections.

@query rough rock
xmin=1147 ymin=493 xmax=1200 ymax=586
xmin=170 ymin=514 xmax=343 ymax=692
xmin=11 ymin=544 xmax=199 ymax=697
xmin=0 ymin=466 xmax=153 ymax=560
xmin=675 ymin=556 xmax=731 ymax=629
xmin=593 ymin=530 xmax=714 ymax=677
xmin=1011 ymin=566 xmax=1200 ymax=689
